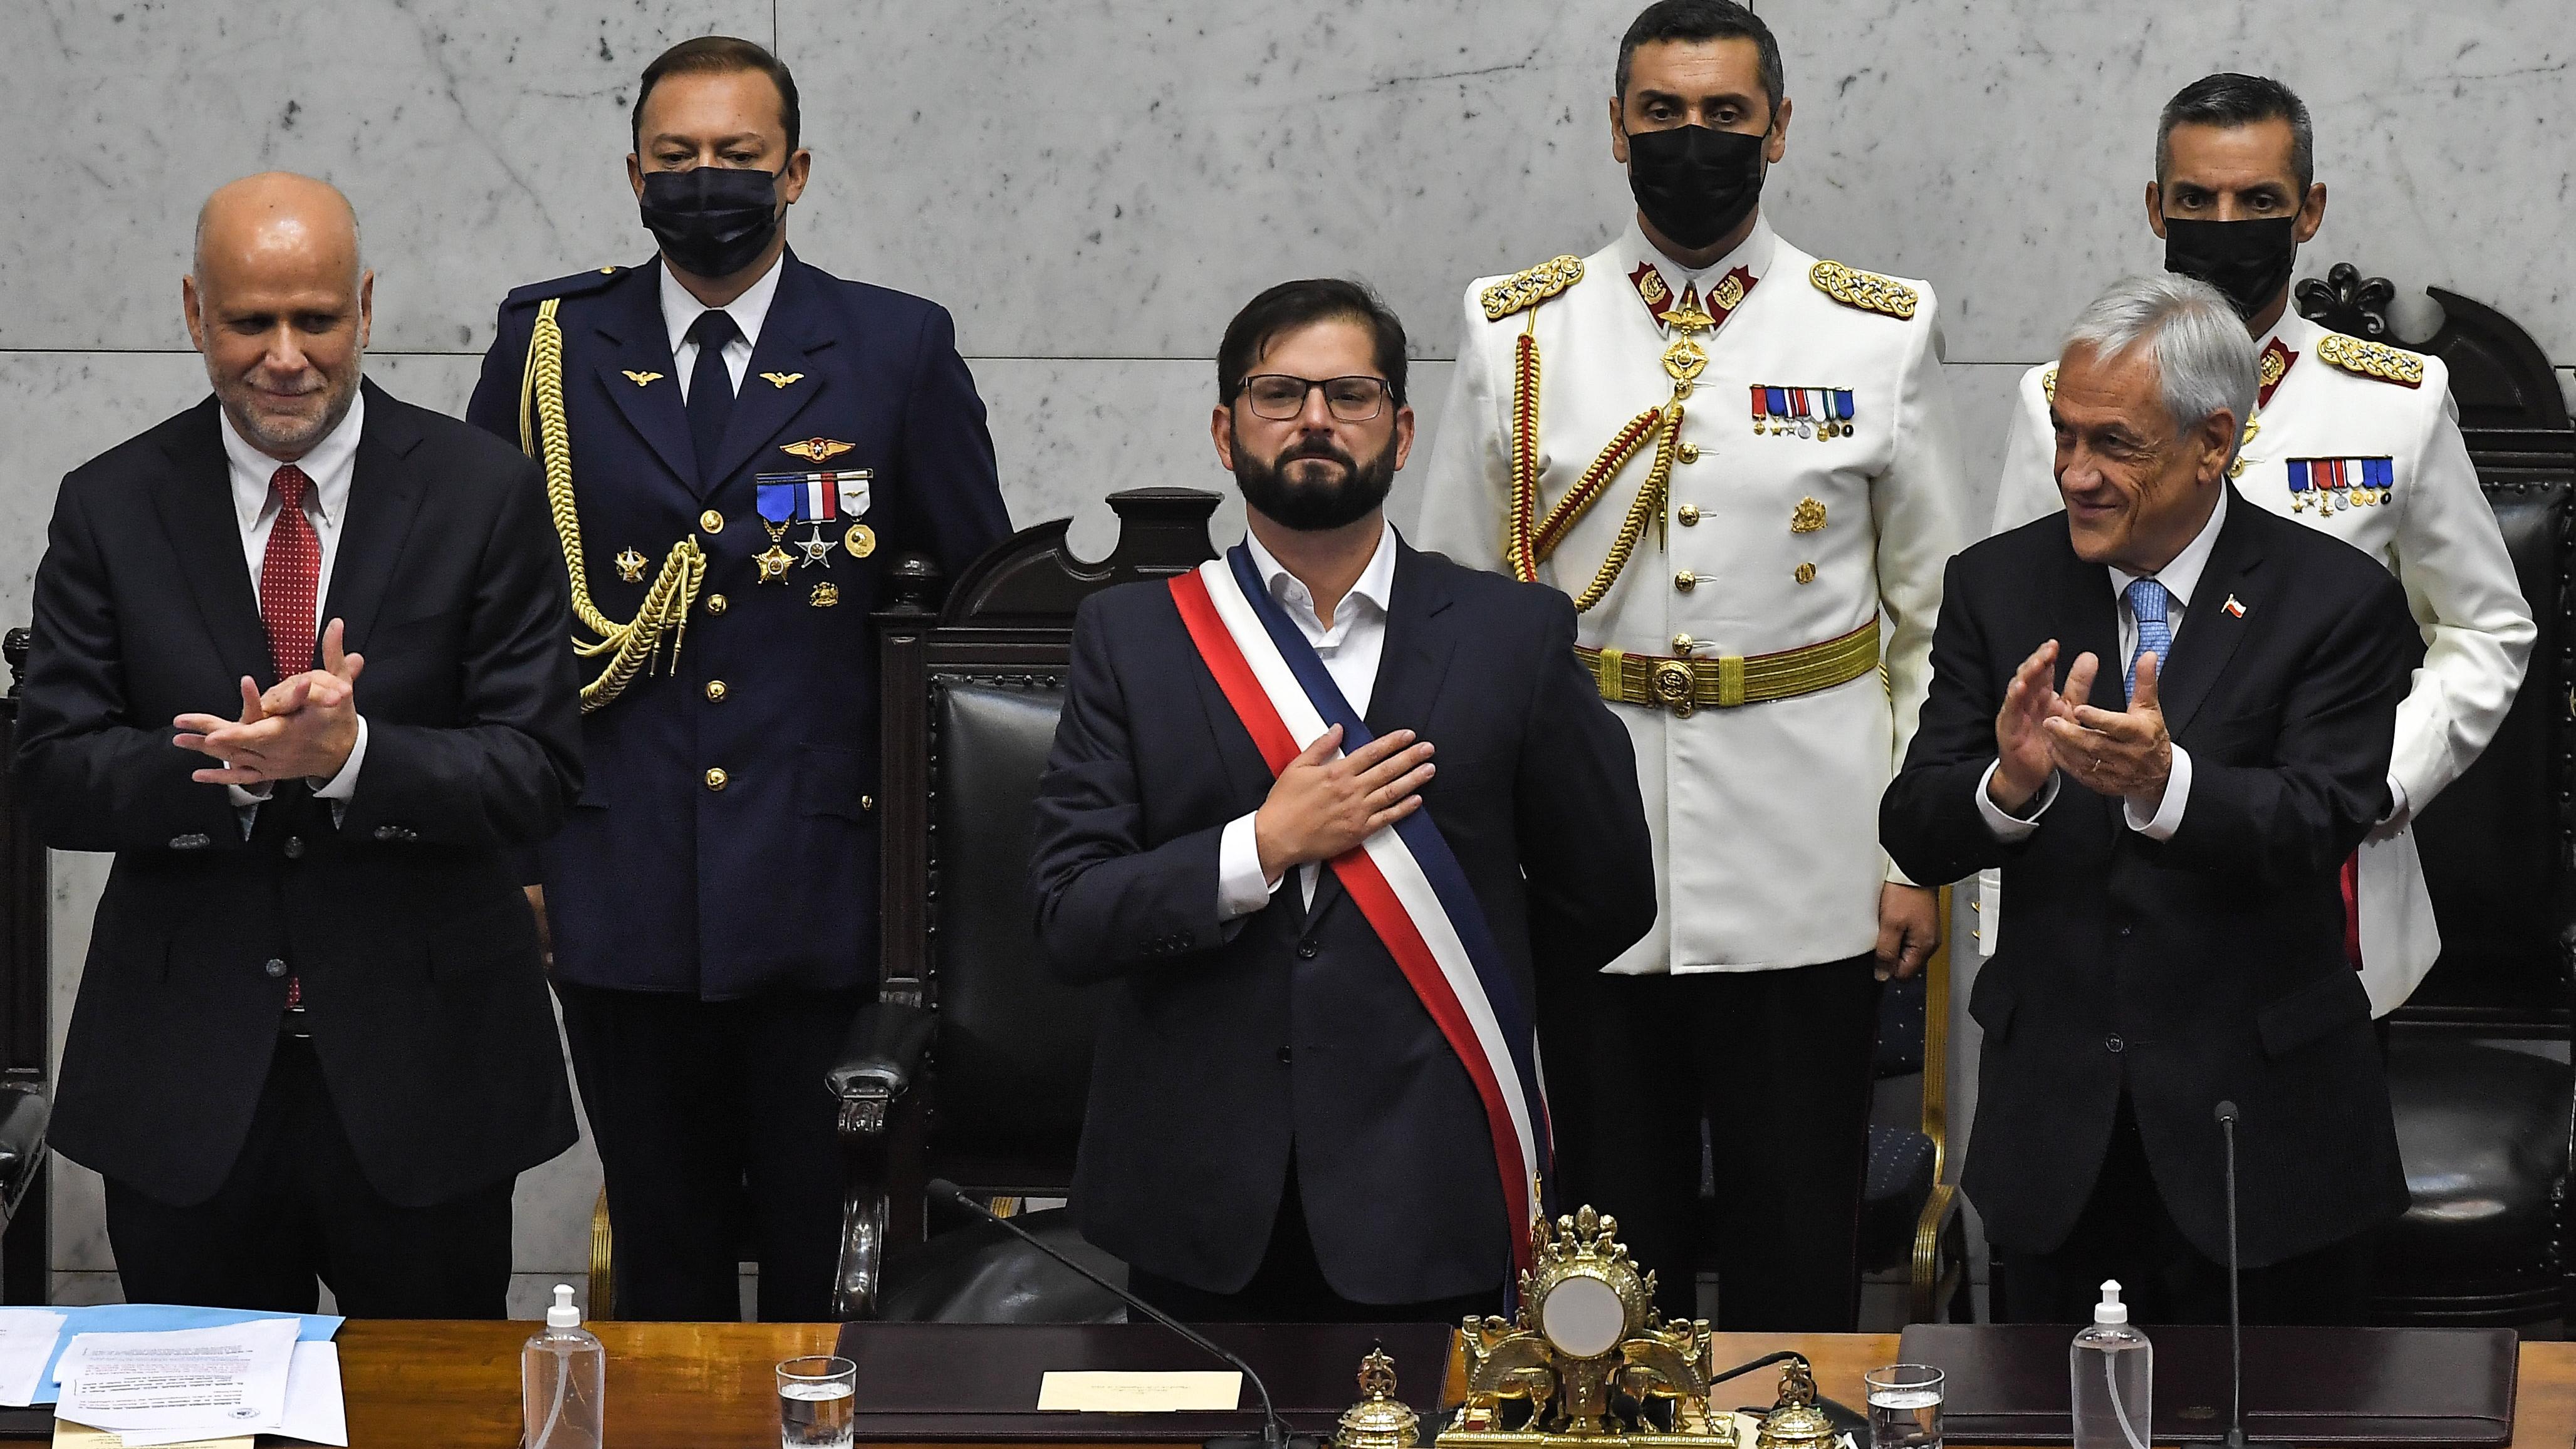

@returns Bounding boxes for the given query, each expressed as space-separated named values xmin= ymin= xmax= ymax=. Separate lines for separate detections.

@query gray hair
xmin=2062 ymin=275 xmax=2259 ymax=465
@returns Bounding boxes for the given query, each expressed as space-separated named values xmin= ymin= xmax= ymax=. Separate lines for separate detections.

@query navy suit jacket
xmin=1030 ymin=541 xmax=1657 ymax=1302
xmin=1881 ymin=490 xmax=2414 ymax=1267
xmin=467 ymin=249 xmax=1009 ymax=999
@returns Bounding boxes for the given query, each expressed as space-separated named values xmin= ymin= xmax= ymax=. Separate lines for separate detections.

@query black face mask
xmin=2162 ymin=217 xmax=2297 ymax=320
xmin=640 ymin=165 xmax=784 ymax=280
xmin=1231 ymin=422 xmax=1399 ymax=532
xmin=1625 ymin=124 xmax=1767 ymax=250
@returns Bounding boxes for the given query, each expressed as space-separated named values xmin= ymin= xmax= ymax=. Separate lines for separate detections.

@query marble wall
xmin=5 ymin=0 xmax=2570 ymax=1309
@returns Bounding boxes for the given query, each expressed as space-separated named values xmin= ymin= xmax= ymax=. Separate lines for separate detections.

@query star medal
xmin=613 ymin=547 xmax=648 ymax=583
xmin=796 ymin=526 xmax=837 ymax=569
xmin=755 ymin=541 xmax=796 ymax=582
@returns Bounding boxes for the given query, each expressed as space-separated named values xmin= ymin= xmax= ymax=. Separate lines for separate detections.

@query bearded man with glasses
xmin=1030 ymin=279 xmax=1654 ymax=1321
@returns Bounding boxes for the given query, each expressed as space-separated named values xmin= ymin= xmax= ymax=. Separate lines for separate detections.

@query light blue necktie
xmin=2125 ymin=577 xmax=2172 ymax=696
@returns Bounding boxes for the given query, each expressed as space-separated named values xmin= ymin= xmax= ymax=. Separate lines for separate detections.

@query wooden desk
xmin=335 ymin=1322 xmax=2576 ymax=1449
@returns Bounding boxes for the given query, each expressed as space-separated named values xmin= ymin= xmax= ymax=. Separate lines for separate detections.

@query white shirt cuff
xmin=2380 ymin=773 xmax=2409 ymax=827
xmin=1218 ymin=812 xmax=1285 ymax=921
xmin=1976 ymin=760 xmax=2058 ymax=842
xmin=226 ymin=782 xmax=274 ymax=808
xmin=311 ymin=715 xmax=368 ymax=802
xmin=2124 ymin=743 xmax=2193 ymax=839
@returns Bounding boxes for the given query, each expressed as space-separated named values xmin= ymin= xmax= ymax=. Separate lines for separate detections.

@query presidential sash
xmin=1168 ymin=547 xmax=1548 ymax=1272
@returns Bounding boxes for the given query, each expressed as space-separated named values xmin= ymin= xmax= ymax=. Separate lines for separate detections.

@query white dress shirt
xmin=660 ymin=252 xmax=783 ymax=402
xmin=217 ymin=393 xmax=370 ymax=813
xmin=1978 ymin=486 xmax=2227 ymax=843
xmin=1216 ymin=522 xmax=1400 ymax=918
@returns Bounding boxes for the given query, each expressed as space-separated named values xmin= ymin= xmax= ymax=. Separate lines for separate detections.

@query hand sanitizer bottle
xmin=2071 ymin=1279 xmax=2151 ymax=1449
xmin=523 ymin=1283 xmax=605 ymax=1449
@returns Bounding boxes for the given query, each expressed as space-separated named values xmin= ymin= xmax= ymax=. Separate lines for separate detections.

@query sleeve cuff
xmin=2125 ymin=743 xmax=2192 ymax=839
xmin=310 ymin=715 xmax=368 ymax=802
xmin=2380 ymin=773 xmax=2409 ymax=827
xmin=1218 ymin=812 xmax=1284 ymax=921
xmin=226 ymin=782 xmax=274 ymax=808
xmin=1976 ymin=760 xmax=2057 ymax=842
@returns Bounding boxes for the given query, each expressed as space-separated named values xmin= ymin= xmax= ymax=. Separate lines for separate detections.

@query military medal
xmin=796 ymin=527 xmax=837 ymax=568
xmin=2287 ymin=456 xmax=2395 ymax=513
xmin=613 ymin=548 xmax=647 ymax=583
xmin=843 ymin=523 xmax=877 ymax=558
xmin=755 ymin=541 xmax=796 ymax=582
xmin=1753 ymin=386 xmax=1855 ymax=438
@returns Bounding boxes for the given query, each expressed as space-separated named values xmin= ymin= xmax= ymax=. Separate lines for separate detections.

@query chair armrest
xmin=1907 ymin=1181 xmax=1964 ymax=1324
xmin=0 ymin=1085 xmax=48 ymax=1225
xmin=827 ymin=999 xmax=935 ymax=1133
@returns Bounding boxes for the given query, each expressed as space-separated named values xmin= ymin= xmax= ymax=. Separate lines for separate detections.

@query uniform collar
xmin=2261 ymin=306 xmax=2325 ymax=357
xmin=221 ymin=385 xmax=365 ymax=531
xmin=1244 ymin=518 xmax=1398 ymax=631
xmin=659 ymin=249 xmax=785 ymax=357
xmin=2108 ymin=483 xmax=2227 ymax=610
xmin=1617 ymin=211 xmax=1776 ymax=291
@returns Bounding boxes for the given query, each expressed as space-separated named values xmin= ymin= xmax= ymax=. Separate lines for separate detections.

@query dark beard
xmin=1231 ymin=425 xmax=1397 ymax=531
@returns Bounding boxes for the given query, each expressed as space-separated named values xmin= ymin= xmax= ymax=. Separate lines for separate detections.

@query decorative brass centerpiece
xmin=1437 ymin=1207 xmax=1842 ymax=1449
xmin=1336 ymin=1348 xmax=1424 ymax=1449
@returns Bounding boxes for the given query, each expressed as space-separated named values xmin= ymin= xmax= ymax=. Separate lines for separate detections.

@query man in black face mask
xmin=1418 ymin=0 xmax=1967 ymax=1331
xmin=1989 ymin=73 xmax=2532 ymax=1032
xmin=464 ymin=34 xmax=1009 ymax=1322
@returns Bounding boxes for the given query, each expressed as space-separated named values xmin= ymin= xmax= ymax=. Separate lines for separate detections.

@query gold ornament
xmin=613 ymin=548 xmax=647 ymax=583
xmin=1481 ymin=255 xmax=1585 ymax=322
xmin=759 ymin=371 xmax=806 ymax=389
xmin=620 ymin=370 xmax=663 ymax=387
xmin=1333 ymin=1349 xmax=1421 ymax=1449
xmin=844 ymin=523 xmax=878 ymax=558
xmin=1809 ymin=260 xmax=1918 ymax=320
xmin=756 ymin=543 xmax=796 ymax=582
xmin=810 ymin=582 xmax=840 ymax=608
xmin=1790 ymin=498 xmax=1827 ymax=534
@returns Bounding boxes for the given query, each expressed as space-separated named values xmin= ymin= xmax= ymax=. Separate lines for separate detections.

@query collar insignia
xmin=2257 ymin=337 xmax=2299 ymax=408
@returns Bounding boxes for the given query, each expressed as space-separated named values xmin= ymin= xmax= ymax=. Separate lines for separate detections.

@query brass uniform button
xmin=704 ymin=767 xmax=729 ymax=791
xmin=1676 ymin=442 xmax=1701 ymax=464
xmin=1795 ymin=562 xmax=1818 ymax=585
xmin=1674 ymin=570 xmax=1697 ymax=592
xmin=705 ymin=593 xmax=729 ymax=615
xmin=1677 ymin=504 xmax=1701 ymax=526
xmin=860 ymin=795 xmax=875 ymax=812
xmin=1672 ymin=634 xmax=1695 ymax=653
xmin=704 ymin=680 xmax=727 ymax=703
xmin=699 ymin=510 xmax=724 ymax=534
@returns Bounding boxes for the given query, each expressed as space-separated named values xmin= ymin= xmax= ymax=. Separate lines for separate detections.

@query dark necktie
xmin=261 ymin=464 xmax=320 ymax=684
xmin=686 ymin=308 xmax=741 ymax=481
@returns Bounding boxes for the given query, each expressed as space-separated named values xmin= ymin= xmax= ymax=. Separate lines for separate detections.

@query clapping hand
xmin=2042 ymin=649 xmax=2173 ymax=813
xmin=174 ymin=618 xmax=365 ymax=785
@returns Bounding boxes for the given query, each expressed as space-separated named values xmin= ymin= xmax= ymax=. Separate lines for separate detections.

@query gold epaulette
xmin=1810 ymin=261 xmax=1918 ymax=321
xmin=2041 ymin=366 xmax=2058 ymax=402
xmin=2315 ymin=332 xmax=2427 ymax=389
xmin=1481 ymin=256 xmax=1585 ymax=322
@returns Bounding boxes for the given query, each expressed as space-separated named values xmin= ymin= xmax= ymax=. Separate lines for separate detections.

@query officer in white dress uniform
xmin=1988 ymin=75 xmax=2533 ymax=1017
xmin=1417 ymin=0 xmax=1966 ymax=1330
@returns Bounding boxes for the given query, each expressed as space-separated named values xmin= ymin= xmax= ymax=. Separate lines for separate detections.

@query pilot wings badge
xmin=780 ymin=437 xmax=854 ymax=464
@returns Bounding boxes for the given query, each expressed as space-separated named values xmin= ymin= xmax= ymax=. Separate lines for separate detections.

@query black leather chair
xmin=0 ymin=630 xmax=54 ymax=1304
xmin=828 ymin=488 xmax=1220 ymax=1321
xmin=2295 ymin=266 xmax=2576 ymax=1326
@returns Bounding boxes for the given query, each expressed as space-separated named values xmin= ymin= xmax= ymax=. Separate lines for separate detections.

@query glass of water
xmin=1865 ymin=1364 xmax=1944 ymax=1449
xmin=778 ymin=1354 xmax=857 ymax=1449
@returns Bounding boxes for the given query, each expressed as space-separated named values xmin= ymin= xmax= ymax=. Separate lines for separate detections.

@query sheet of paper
xmin=0 ymin=1308 xmax=66 ymax=1406
xmin=36 ymin=1307 xmax=338 ymax=1407
xmin=49 ymin=1424 xmax=250 ymax=1449
xmin=54 ymin=1319 xmax=297 ymax=1441
xmin=276 ymin=1342 xmax=347 ymax=1448
xmin=1036 ymin=1370 xmax=1243 ymax=1412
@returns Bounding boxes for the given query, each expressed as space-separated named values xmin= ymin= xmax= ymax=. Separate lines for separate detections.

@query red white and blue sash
xmin=1168 ymin=546 xmax=1548 ymax=1272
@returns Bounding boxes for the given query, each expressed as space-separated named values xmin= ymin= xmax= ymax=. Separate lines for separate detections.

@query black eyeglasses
xmin=1238 ymin=374 xmax=1392 ymax=422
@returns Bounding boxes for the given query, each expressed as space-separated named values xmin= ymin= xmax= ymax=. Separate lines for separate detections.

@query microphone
xmin=2213 ymin=1102 xmax=2246 ymax=1449
xmin=926 ymin=1179 xmax=1322 ymax=1449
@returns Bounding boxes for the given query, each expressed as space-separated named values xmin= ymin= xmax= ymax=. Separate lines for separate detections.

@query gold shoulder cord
xmin=520 ymin=297 xmax=706 ymax=711
xmin=1508 ymin=310 xmax=1696 ymax=614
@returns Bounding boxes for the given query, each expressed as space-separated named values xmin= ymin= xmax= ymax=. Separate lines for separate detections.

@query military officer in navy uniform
xmin=466 ymin=35 xmax=1009 ymax=1322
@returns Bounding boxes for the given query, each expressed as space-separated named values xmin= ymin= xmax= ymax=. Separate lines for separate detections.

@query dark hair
xmin=1615 ymin=0 xmax=1783 ymax=124
xmin=1217 ymin=280 xmax=1409 ymax=409
xmin=2157 ymin=73 xmax=2313 ymax=191
xmin=632 ymin=36 xmax=802 ymax=155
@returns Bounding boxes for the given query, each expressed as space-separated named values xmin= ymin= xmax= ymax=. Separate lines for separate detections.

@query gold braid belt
xmin=1576 ymin=615 xmax=1882 ymax=719
xmin=519 ymin=298 xmax=706 ymax=712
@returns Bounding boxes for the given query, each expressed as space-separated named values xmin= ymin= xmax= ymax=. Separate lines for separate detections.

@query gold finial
xmin=1335 ymin=1349 xmax=1421 ymax=1449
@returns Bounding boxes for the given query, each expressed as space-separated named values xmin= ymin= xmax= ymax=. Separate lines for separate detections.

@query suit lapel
xmin=595 ymin=263 xmax=698 ymax=491
xmin=321 ymin=381 xmax=429 ymax=656
xmin=152 ymin=399 xmax=273 ymax=684
xmin=2156 ymin=489 xmax=2266 ymax=738
xmin=708 ymin=252 xmax=835 ymax=494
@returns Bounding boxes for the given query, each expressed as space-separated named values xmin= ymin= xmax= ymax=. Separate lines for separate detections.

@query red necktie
xmin=261 ymin=465 xmax=321 ymax=684
xmin=259 ymin=465 xmax=321 ymax=1015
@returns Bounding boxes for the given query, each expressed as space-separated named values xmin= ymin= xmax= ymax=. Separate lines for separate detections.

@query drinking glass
xmin=1865 ymin=1363 xmax=1944 ymax=1449
xmin=778 ymin=1355 xmax=857 ymax=1449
